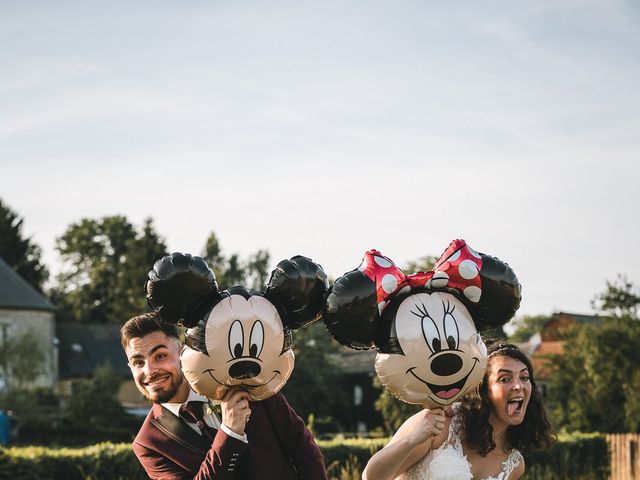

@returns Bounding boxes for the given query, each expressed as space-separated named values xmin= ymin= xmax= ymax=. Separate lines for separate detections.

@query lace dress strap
xmin=501 ymin=448 xmax=523 ymax=478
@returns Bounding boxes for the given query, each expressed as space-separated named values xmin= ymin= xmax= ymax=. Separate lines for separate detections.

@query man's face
xmin=125 ymin=331 xmax=184 ymax=403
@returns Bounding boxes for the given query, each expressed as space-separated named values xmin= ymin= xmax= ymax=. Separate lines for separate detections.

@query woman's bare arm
xmin=362 ymin=408 xmax=447 ymax=480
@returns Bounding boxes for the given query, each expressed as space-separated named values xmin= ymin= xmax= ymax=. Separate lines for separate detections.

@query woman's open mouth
xmin=507 ymin=397 xmax=525 ymax=416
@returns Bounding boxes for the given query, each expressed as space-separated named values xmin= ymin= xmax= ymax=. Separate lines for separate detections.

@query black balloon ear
xmin=264 ymin=256 xmax=329 ymax=329
xmin=146 ymin=252 xmax=219 ymax=328
xmin=323 ymin=268 xmax=379 ymax=350
xmin=471 ymin=254 xmax=522 ymax=331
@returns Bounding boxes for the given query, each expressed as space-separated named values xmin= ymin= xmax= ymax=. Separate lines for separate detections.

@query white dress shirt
xmin=162 ymin=389 xmax=248 ymax=443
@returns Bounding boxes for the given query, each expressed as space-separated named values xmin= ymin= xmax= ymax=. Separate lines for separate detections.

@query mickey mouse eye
xmin=249 ymin=321 xmax=264 ymax=358
xmin=229 ymin=320 xmax=244 ymax=358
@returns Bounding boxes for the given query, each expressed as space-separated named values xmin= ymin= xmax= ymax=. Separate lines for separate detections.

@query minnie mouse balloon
xmin=147 ymin=253 xmax=328 ymax=401
xmin=324 ymin=240 xmax=521 ymax=408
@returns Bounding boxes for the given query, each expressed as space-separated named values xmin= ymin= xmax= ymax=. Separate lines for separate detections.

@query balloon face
xmin=181 ymin=293 xmax=294 ymax=401
xmin=375 ymin=291 xmax=487 ymax=407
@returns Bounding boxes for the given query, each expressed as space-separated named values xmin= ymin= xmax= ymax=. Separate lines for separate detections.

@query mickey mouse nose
xmin=229 ymin=361 xmax=261 ymax=379
xmin=431 ymin=353 xmax=462 ymax=377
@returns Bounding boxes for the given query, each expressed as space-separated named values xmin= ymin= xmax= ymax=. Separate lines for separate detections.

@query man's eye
xmin=133 ymin=361 xmax=143 ymax=368
xmin=156 ymin=353 xmax=166 ymax=361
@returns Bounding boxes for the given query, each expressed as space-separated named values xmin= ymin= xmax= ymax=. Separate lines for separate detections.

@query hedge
xmin=0 ymin=432 xmax=610 ymax=480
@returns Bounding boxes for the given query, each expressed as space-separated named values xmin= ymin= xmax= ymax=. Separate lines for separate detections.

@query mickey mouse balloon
xmin=324 ymin=240 xmax=522 ymax=408
xmin=146 ymin=253 xmax=328 ymax=401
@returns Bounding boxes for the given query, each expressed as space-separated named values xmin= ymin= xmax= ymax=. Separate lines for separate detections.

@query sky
xmin=1 ymin=0 xmax=639 ymax=321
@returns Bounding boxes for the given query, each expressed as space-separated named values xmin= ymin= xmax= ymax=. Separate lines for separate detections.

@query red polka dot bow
xmin=360 ymin=240 xmax=484 ymax=314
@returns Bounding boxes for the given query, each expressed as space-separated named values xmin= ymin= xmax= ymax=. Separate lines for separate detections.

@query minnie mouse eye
xmin=249 ymin=321 xmax=264 ymax=358
xmin=229 ymin=320 xmax=244 ymax=358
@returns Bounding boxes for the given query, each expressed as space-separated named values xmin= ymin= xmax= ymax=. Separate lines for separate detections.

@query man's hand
xmin=220 ymin=390 xmax=251 ymax=436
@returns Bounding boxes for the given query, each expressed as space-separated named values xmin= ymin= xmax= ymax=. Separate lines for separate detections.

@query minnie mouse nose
xmin=229 ymin=361 xmax=261 ymax=379
xmin=430 ymin=353 xmax=462 ymax=377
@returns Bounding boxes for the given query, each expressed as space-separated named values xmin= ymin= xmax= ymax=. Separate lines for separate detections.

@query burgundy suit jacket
xmin=132 ymin=392 xmax=327 ymax=480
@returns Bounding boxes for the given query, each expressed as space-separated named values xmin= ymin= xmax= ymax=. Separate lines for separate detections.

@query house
xmin=55 ymin=323 xmax=147 ymax=414
xmin=522 ymin=311 xmax=600 ymax=396
xmin=0 ymin=256 xmax=56 ymax=390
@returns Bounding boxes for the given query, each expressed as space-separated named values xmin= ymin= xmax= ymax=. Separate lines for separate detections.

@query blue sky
xmin=1 ymin=0 xmax=639 ymax=320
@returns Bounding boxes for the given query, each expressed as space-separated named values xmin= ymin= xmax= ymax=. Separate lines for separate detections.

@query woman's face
xmin=486 ymin=355 xmax=532 ymax=427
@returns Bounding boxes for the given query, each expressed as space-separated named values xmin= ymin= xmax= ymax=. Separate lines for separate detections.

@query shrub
xmin=0 ymin=432 xmax=610 ymax=480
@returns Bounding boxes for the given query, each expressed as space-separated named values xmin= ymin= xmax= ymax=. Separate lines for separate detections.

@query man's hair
xmin=120 ymin=312 xmax=180 ymax=349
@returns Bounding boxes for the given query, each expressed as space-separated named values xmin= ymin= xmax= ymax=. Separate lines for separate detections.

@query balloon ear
xmin=472 ymin=254 xmax=522 ymax=330
xmin=323 ymin=268 xmax=379 ymax=350
xmin=264 ymin=256 xmax=329 ymax=329
xmin=146 ymin=252 xmax=219 ymax=327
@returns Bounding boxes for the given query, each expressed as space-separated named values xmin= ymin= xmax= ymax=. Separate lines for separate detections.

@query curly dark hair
xmin=457 ymin=341 xmax=555 ymax=456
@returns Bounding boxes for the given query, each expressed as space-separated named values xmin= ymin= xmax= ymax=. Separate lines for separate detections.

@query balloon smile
xmin=204 ymin=369 xmax=280 ymax=389
xmin=239 ymin=371 xmax=281 ymax=389
xmin=407 ymin=357 xmax=479 ymax=400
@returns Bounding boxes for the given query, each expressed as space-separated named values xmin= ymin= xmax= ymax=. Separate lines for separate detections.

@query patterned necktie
xmin=179 ymin=401 xmax=216 ymax=443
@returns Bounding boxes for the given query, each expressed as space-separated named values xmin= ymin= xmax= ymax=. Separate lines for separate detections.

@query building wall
xmin=0 ymin=309 xmax=56 ymax=389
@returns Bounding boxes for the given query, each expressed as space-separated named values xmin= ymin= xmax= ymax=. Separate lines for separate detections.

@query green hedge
xmin=0 ymin=433 xmax=610 ymax=480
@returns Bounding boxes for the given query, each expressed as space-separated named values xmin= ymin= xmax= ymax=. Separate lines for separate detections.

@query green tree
xmin=62 ymin=364 xmax=136 ymax=443
xmin=402 ymin=256 xmax=438 ymax=274
xmin=508 ymin=314 xmax=551 ymax=342
xmin=0 ymin=330 xmax=47 ymax=391
xmin=546 ymin=316 xmax=640 ymax=432
xmin=547 ymin=276 xmax=640 ymax=433
xmin=281 ymin=322 xmax=350 ymax=433
xmin=0 ymin=198 xmax=48 ymax=291
xmin=201 ymin=231 xmax=271 ymax=290
xmin=592 ymin=274 xmax=640 ymax=319
xmin=374 ymin=379 xmax=421 ymax=434
xmin=51 ymin=216 xmax=167 ymax=323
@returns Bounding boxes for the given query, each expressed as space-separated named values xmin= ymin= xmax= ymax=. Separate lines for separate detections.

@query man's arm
xmin=264 ymin=393 xmax=328 ymax=480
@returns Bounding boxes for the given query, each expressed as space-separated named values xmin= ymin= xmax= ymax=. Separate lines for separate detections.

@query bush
xmin=0 ymin=432 xmax=610 ymax=480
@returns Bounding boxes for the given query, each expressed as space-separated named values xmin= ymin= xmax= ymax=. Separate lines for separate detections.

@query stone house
xmin=0 ymin=257 xmax=56 ymax=390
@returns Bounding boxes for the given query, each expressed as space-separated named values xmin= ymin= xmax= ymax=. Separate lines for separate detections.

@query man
xmin=121 ymin=312 xmax=328 ymax=480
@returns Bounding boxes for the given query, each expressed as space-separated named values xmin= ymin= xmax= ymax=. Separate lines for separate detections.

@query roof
xmin=551 ymin=311 xmax=600 ymax=324
xmin=330 ymin=347 xmax=378 ymax=374
xmin=56 ymin=323 xmax=130 ymax=378
xmin=0 ymin=256 xmax=54 ymax=311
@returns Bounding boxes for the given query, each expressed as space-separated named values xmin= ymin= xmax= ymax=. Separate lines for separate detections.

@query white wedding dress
xmin=400 ymin=409 xmax=523 ymax=480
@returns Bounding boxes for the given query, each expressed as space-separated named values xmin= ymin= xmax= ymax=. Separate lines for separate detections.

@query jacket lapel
xmin=151 ymin=404 xmax=213 ymax=454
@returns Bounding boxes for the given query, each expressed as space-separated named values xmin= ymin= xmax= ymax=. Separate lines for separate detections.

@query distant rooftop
xmin=0 ymin=256 xmax=54 ymax=311
xmin=56 ymin=323 xmax=130 ymax=378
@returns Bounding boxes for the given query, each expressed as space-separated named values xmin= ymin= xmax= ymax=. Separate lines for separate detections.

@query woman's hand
xmin=408 ymin=408 xmax=445 ymax=446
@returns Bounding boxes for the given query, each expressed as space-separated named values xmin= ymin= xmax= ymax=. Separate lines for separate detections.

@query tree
xmin=61 ymin=364 xmax=137 ymax=444
xmin=546 ymin=276 xmax=640 ymax=433
xmin=51 ymin=216 xmax=167 ymax=323
xmin=508 ymin=314 xmax=551 ymax=342
xmin=0 ymin=330 xmax=47 ymax=391
xmin=592 ymin=274 xmax=640 ymax=319
xmin=0 ymin=198 xmax=48 ymax=291
xmin=374 ymin=380 xmax=421 ymax=434
xmin=281 ymin=322 xmax=350 ymax=433
xmin=201 ymin=231 xmax=271 ymax=290
xmin=546 ymin=316 xmax=640 ymax=433
xmin=402 ymin=256 xmax=438 ymax=274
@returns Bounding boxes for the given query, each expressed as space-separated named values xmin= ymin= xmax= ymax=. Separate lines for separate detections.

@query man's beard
xmin=141 ymin=372 xmax=184 ymax=403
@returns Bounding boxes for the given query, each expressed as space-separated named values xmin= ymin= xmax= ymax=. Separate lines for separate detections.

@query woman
xmin=362 ymin=342 xmax=555 ymax=480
